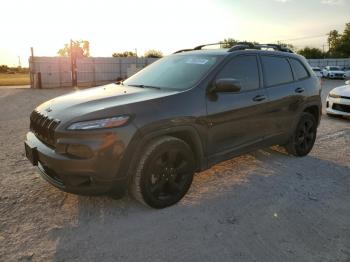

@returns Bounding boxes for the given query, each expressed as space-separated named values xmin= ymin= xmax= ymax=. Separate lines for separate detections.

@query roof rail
xmin=228 ymin=42 xmax=294 ymax=53
xmin=173 ymin=43 xmax=222 ymax=54
xmin=257 ymin=44 xmax=294 ymax=53
xmin=173 ymin=42 xmax=294 ymax=54
xmin=173 ymin=48 xmax=194 ymax=54
xmin=193 ymin=43 xmax=222 ymax=50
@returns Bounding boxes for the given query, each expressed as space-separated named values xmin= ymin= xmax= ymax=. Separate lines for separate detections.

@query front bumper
xmin=25 ymin=130 xmax=132 ymax=196
xmin=326 ymin=96 xmax=350 ymax=116
xmin=328 ymin=74 xmax=346 ymax=79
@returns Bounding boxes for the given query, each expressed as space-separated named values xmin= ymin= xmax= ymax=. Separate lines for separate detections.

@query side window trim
xmin=213 ymin=54 xmax=262 ymax=93
xmin=259 ymin=54 xmax=295 ymax=88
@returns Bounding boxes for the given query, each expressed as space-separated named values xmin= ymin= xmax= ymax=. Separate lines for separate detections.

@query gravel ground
xmin=0 ymin=81 xmax=349 ymax=262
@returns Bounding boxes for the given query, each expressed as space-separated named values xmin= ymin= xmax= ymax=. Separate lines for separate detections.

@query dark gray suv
xmin=25 ymin=43 xmax=322 ymax=208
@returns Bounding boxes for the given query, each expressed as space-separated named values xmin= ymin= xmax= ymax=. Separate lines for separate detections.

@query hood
xmin=330 ymin=84 xmax=350 ymax=97
xmin=35 ymin=84 xmax=178 ymax=122
xmin=328 ymin=70 xmax=345 ymax=73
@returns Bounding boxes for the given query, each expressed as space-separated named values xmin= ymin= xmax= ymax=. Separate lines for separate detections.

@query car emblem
xmin=45 ymin=107 xmax=52 ymax=112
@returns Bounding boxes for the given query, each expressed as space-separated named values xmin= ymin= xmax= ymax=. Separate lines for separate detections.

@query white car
xmin=312 ymin=67 xmax=323 ymax=78
xmin=322 ymin=66 xmax=346 ymax=79
xmin=342 ymin=66 xmax=350 ymax=78
xmin=326 ymin=80 xmax=350 ymax=117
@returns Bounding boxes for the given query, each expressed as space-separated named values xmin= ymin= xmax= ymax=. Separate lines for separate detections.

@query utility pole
xmin=70 ymin=39 xmax=77 ymax=87
xmin=30 ymin=47 xmax=34 ymax=88
xmin=18 ymin=56 xmax=21 ymax=68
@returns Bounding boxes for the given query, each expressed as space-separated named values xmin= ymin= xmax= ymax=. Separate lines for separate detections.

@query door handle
xmin=252 ymin=95 xmax=266 ymax=102
xmin=295 ymin=87 xmax=305 ymax=93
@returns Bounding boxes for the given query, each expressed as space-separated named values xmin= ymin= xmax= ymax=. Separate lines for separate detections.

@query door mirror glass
xmin=212 ymin=78 xmax=242 ymax=93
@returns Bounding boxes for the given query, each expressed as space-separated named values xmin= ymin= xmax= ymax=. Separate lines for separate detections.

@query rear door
xmin=260 ymin=55 xmax=309 ymax=139
xmin=206 ymin=54 xmax=271 ymax=157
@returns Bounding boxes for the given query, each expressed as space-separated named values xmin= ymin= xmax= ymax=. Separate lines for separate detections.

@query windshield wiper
xmin=127 ymin=84 xmax=161 ymax=90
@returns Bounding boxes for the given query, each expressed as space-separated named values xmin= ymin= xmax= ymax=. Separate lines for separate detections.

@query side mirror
xmin=345 ymin=80 xmax=350 ymax=85
xmin=210 ymin=78 xmax=242 ymax=93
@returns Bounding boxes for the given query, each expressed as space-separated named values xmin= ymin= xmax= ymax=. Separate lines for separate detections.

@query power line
xmin=278 ymin=34 xmax=328 ymax=42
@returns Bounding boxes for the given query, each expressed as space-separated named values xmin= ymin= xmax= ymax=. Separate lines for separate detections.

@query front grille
xmin=332 ymin=103 xmax=350 ymax=113
xmin=30 ymin=110 xmax=60 ymax=147
xmin=334 ymin=73 xmax=344 ymax=78
xmin=340 ymin=96 xmax=350 ymax=100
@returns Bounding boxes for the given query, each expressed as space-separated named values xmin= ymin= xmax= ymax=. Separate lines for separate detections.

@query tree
xmin=144 ymin=49 xmax=163 ymax=58
xmin=0 ymin=65 xmax=9 ymax=73
xmin=277 ymin=41 xmax=295 ymax=51
xmin=57 ymin=40 xmax=90 ymax=58
xmin=112 ymin=51 xmax=136 ymax=57
xmin=327 ymin=23 xmax=350 ymax=58
xmin=220 ymin=38 xmax=239 ymax=48
xmin=297 ymin=47 xmax=325 ymax=59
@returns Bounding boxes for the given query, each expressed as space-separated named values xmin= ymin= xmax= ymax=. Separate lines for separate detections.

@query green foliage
xmin=277 ymin=41 xmax=295 ymax=51
xmin=0 ymin=65 xmax=9 ymax=73
xmin=57 ymin=40 xmax=90 ymax=57
xmin=144 ymin=49 xmax=163 ymax=58
xmin=297 ymin=47 xmax=325 ymax=59
xmin=112 ymin=51 xmax=137 ymax=57
xmin=327 ymin=23 xmax=350 ymax=58
xmin=220 ymin=38 xmax=239 ymax=48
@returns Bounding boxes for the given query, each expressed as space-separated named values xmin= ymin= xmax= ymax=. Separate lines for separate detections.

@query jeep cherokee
xmin=25 ymin=43 xmax=322 ymax=208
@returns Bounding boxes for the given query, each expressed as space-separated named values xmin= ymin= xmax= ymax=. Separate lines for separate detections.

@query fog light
xmin=66 ymin=144 xmax=93 ymax=158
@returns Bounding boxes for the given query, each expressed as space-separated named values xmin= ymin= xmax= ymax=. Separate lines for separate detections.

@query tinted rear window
xmin=290 ymin=58 xmax=309 ymax=80
xmin=261 ymin=56 xmax=293 ymax=87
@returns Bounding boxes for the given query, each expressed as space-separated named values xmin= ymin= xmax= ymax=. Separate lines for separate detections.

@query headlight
xmin=328 ymin=93 xmax=341 ymax=99
xmin=67 ymin=115 xmax=130 ymax=130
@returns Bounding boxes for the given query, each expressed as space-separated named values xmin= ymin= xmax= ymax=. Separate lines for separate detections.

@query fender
xmin=116 ymin=122 xmax=208 ymax=183
xmin=291 ymin=99 xmax=322 ymax=133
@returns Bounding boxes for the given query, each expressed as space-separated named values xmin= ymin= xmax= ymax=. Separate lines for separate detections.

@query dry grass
xmin=0 ymin=73 xmax=30 ymax=86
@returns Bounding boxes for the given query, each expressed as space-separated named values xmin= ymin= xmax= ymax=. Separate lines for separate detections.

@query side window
xmin=261 ymin=56 xmax=293 ymax=87
xmin=290 ymin=58 xmax=309 ymax=80
xmin=216 ymin=55 xmax=260 ymax=91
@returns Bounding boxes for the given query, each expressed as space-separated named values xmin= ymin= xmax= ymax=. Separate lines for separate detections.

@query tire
xmin=130 ymin=136 xmax=195 ymax=209
xmin=285 ymin=112 xmax=317 ymax=157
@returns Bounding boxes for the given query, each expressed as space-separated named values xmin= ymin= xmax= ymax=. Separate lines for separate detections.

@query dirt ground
xmin=0 ymin=80 xmax=349 ymax=262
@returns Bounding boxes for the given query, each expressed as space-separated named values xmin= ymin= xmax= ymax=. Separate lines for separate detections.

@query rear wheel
xmin=285 ymin=112 xmax=317 ymax=157
xmin=130 ymin=136 xmax=195 ymax=209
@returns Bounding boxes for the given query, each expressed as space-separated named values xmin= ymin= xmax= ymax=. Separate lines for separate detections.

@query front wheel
xmin=285 ymin=112 xmax=317 ymax=157
xmin=130 ymin=136 xmax=195 ymax=209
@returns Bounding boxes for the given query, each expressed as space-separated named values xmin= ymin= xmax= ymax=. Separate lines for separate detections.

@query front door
xmin=206 ymin=54 xmax=271 ymax=158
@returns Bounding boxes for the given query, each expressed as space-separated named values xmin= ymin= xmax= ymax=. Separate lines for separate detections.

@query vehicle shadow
xmin=48 ymin=146 xmax=350 ymax=262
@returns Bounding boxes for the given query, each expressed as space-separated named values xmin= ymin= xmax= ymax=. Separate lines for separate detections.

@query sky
xmin=0 ymin=0 xmax=349 ymax=67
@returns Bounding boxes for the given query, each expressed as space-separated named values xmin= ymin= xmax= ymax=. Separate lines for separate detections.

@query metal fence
xmin=29 ymin=56 xmax=158 ymax=88
xmin=307 ymin=58 xmax=350 ymax=68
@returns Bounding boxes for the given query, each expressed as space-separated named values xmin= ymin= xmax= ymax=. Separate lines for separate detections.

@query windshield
xmin=123 ymin=54 xmax=221 ymax=90
xmin=313 ymin=68 xmax=321 ymax=72
xmin=330 ymin=67 xmax=340 ymax=70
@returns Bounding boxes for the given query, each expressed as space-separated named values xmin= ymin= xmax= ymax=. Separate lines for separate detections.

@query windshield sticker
xmin=185 ymin=58 xmax=209 ymax=65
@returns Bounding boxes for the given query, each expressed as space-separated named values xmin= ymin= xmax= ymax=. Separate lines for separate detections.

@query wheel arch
xmin=119 ymin=125 xmax=207 ymax=184
xmin=302 ymin=104 xmax=321 ymax=126
xmin=137 ymin=126 xmax=207 ymax=172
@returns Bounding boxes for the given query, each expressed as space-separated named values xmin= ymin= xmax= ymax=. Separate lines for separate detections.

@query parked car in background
xmin=342 ymin=66 xmax=350 ymax=78
xmin=322 ymin=66 xmax=346 ymax=79
xmin=326 ymin=80 xmax=350 ymax=117
xmin=312 ymin=67 xmax=323 ymax=78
